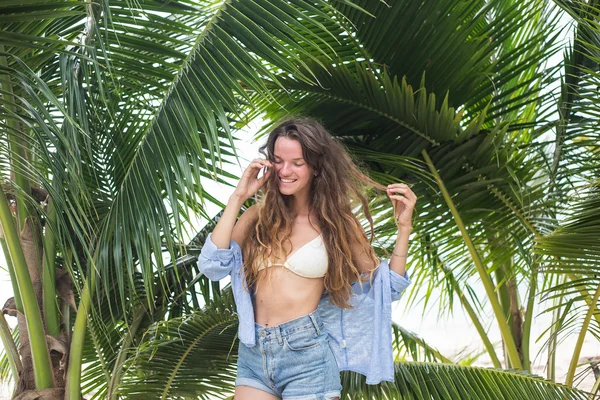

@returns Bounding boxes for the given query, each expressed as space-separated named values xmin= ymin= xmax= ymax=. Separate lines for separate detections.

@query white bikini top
xmin=257 ymin=235 xmax=328 ymax=278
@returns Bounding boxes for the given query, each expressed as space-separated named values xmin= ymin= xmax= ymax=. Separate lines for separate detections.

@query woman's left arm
xmin=386 ymin=183 xmax=417 ymax=277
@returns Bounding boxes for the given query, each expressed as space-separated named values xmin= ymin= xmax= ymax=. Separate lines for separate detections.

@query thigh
xmin=235 ymin=385 xmax=281 ymax=400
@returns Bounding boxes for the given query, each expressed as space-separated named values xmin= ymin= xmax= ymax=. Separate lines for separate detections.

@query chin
xmin=276 ymin=177 xmax=309 ymax=196
xmin=277 ymin=186 xmax=296 ymax=196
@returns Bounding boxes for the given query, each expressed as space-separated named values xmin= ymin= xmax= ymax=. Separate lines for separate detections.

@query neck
xmin=290 ymin=191 xmax=311 ymax=216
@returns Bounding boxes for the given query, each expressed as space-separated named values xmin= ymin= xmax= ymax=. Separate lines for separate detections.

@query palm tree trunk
xmin=0 ymin=185 xmax=54 ymax=390
xmin=488 ymin=235 xmax=524 ymax=369
xmin=0 ymin=237 xmax=22 ymax=312
xmin=425 ymin=234 xmax=502 ymax=368
xmin=0 ymin=49 xmax=32 ymax=231
xmin=42 ymin=199 xmax=60 ymax=337
xmin=66 ymin=274 xmax=94 ymax=400
xmin=521 ymin=267 xmax=537 ymax=371
xmin=422 ymin=149 xmax=523 ymax=370
xmin=566 ymin=283 xmax=600 ymax=386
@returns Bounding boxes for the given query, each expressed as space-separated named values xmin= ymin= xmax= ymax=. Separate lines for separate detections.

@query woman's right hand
xmin=231 ymin=158 xmax=272 ymax=202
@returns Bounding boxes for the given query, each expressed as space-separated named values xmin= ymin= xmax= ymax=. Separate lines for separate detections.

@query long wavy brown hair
xmin=241 ymin=118 xmax=385 ymax=308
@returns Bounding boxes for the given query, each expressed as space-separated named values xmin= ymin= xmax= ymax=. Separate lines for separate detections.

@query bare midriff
xmin=253 ymin=265 xmax=325 ymax=327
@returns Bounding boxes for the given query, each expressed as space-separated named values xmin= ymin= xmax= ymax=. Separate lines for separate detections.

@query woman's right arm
xmin=209 ymin=194 xmax=248 ymax=249
xmin=211 ymin=158 xmax=271 ymax=248
xmin=198 ymin=159 xmax=271 ymax=280
xmin=197 ymin=200 xmax=253 ymax=281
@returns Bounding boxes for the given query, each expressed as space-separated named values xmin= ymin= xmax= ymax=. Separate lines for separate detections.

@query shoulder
xmin=231 ymin=204 xmax=259 ymax=244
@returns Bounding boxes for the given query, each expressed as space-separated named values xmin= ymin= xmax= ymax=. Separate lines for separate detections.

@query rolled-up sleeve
xmin=389 ymin=266 xmax=411 ymax=301
xmin=198 ymin=233 xmax=242 ymax=281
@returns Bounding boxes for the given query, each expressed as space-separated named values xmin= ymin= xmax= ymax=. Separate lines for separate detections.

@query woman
xmin=198 ymin=118 xmax=415 ymax=400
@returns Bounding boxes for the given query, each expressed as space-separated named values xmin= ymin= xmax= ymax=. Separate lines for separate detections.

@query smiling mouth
xmin=279 ymin=177 xmax=297 ymax=183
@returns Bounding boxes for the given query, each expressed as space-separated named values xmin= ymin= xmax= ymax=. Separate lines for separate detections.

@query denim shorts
xmin=236 ymin=310 xmax=342 ymax=399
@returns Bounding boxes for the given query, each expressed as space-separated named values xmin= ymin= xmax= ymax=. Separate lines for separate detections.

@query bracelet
xmin=392 ymin=251 xmax=408 ymax=258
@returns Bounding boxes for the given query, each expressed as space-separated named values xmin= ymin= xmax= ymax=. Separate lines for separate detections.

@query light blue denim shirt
xmin=198 ymin=233 xmax=411 ymax=385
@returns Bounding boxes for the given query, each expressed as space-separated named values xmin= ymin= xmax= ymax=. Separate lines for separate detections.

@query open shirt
xmin=198 ymin=233 xmax=411 ymax=384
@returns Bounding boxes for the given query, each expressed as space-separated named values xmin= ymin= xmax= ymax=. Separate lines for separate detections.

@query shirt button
xmin=341 ymin=340 xmax=347 ymax=348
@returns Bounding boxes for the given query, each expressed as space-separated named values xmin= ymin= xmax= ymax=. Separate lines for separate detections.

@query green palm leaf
xmin=392 ymin=323 xmax=453 ymax=364
xmin=536 ymin=181 xmax=600 ymax=269
xmin=340 ymin=363 xmax=589 ymax=399
xmin=118 ymin=293 xmax=239 ymax=399
xmin=88 ymin=0 xmax=370 ymax=311
xmin=2 ymin=0 xmax=373 ymax=312
xmin=318 ymin=0 xmax=560 ymax=121
xmin=113 ymin=289 xmax=588 ymax=400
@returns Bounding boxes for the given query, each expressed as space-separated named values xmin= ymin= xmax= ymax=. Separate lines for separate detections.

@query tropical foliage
xmin=0 ymin=0 xmax=598 ymax=399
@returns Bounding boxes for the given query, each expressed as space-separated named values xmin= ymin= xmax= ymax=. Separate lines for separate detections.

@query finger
xmin=249 ymin=158 xmax=266 ymax=166
xmin=394 ymin=199 xmax=416 ymax=214
xmin=259 ymin=159 xmax=273 ymax=167
xmin=392 ymin=195 xmax=416 ymax=206
xmin=249 ymin=159 xmax=271 ymax=170
xmin=387 ymin=183 xmax=409 ymax=189
xmin=387 ymin=187 xmax=409 ymax=194
xmin=257 ymin=168 xmax=272 ymax=186
xmin=406 ymin=189 xmax=417 ymax=198
xmin=245 ymin=162 xmax=265 ymax=173
xmin=243 ymin=164 xmax=267 ymax=180
xmin=389 ymin=195 xmax=411 ymax=203
xmin=388 ymin=188 xmax=417 ymax=201
xmin=249 ymin=159 xmax=271 ymax=168
xmin=388 ymin=191 xmax=410 ymax=201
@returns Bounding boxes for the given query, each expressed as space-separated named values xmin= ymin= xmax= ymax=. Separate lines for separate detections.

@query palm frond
xmin=87 ymin=0 xmax=368 ymax=312
xmin=536 ymin=181 xmax=600 ymax=270
xmin=1 ymin=0 xmax=366 ymax=315
xmin=392 ymin=323 xmax=453 ymax=364
xmin=340 ymin=362 xmax=589 ymax=399
xmin=118 ymin=293 xmax=238 ymax=399
xmin=332 ymin=0 xmax=561 ymax=122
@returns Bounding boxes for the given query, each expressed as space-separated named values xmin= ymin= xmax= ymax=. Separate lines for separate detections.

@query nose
xmin=280 ymin=163 xmax=291 ymax=176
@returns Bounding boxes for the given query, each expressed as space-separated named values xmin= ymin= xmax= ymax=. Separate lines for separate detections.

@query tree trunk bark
xmin=11 ymin=214 xmax=71 ymax=397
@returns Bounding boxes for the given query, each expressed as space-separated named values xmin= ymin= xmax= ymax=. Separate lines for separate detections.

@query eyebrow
xmin=273 ymin=155 xmax=304 ymax=161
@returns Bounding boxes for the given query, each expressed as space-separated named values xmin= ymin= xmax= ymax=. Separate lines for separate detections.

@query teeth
xmin=280 ymin=178 xmax=296 ymax=183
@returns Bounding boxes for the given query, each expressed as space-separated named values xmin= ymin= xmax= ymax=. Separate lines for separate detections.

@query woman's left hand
xmin=386 ymin=183 xmax=417 ymax=229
